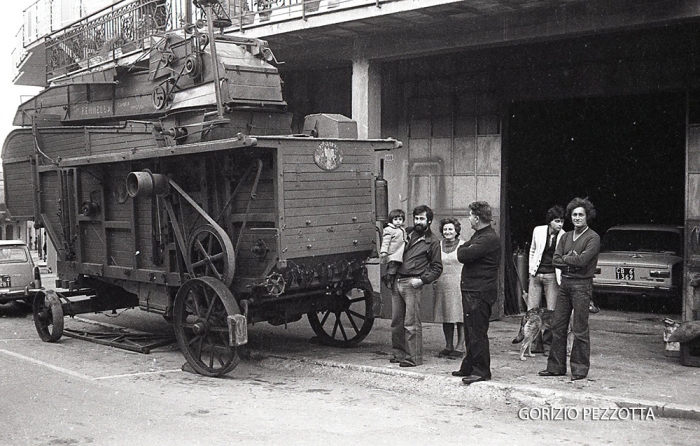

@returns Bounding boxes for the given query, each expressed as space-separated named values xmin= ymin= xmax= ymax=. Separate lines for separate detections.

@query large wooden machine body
xmin=4 ymin=124 xmax=388 ymax=310
xmin=1 ymin=0 xmax=399 ymax=376
xmin=3 ymin=121 xmax=396 ymax=375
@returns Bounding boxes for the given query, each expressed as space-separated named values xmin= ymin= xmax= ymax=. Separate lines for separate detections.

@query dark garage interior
xmin=505 ymin=92 xmax=686 ymax=313
xmin=506 ymin=91 xmax=686 ymax=250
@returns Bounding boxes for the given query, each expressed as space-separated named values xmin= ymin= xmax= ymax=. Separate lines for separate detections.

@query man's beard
xmin=414 ymin=222 xmax=428 ymax=233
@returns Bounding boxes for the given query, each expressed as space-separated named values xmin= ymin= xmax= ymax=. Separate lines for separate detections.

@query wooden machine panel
xmin=278 ymin=139 xmax=376 ymax=259
xmin=2 ymin=131 xmax=35 ymax=219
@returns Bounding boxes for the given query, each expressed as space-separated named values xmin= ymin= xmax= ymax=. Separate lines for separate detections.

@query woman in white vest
xmin=433 ymin=217 xmax=465 ymax=358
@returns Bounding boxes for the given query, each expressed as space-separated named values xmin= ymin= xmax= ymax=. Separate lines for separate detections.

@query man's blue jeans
xmin=546 ymin=277 xmax=591 ymax=377
xmin=527 ymin=272 xmax=559 ymax=349
xmin=527 ymin=272 xmax=558 ymax=311
xmin=391 ymin=277 xmax=423 ymax=365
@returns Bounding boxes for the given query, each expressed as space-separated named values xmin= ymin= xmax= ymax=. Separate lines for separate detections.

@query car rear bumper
xmin=0 ymin=288 xmax=41 ymax=303
xmin=592 ymin=283 xmax=679 ymax=298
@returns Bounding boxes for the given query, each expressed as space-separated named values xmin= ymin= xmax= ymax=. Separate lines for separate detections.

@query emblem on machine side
xmin=314 ymin=141 xmax=343 ymax=171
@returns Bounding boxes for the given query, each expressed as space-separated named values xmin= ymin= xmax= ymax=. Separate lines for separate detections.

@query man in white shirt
xmin=527 ymin=206 xmax=566 ymax=311
xmin=527 ymin=205 xmax=566 ymax=352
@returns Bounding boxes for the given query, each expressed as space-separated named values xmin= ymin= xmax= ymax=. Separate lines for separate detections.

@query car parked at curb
xmin=593 ymin=224 xmax=683 ymax=309
xmin=0 ymin=240 xmax=42 ymax=304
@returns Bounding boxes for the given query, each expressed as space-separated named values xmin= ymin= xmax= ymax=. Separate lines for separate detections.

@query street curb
xmin=262 ymin=354 xmax=700 ymax=421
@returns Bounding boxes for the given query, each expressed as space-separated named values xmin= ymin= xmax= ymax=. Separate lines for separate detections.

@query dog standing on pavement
xmin=512 ymin=307 xmax=555 ymax=361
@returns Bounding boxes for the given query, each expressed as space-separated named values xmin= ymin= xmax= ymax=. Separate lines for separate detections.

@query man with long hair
xmin=539 ymin=197 xmax=600 ymax=381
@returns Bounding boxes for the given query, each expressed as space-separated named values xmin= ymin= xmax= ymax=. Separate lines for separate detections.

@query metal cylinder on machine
xmin=375 ymin=177 xmax=388 ymax=223
xmin=126 ymin=170 xmax=170 ymax=198
xmin=515 ymin=249 xmax=529 ymax=310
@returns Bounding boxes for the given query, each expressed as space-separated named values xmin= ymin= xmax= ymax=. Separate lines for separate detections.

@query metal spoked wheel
xmin=33 ymin=290 xmax=64 ymax=342
xmin=188 ymin=224 xmax=235 ymax=287
xmin=173 ymin=277 xmax=240 ymax=377
xmin=307 ymin=284 xmax=375 ymax=348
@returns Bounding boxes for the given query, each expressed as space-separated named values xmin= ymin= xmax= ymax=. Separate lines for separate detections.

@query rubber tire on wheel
xmin=173 ymin=277 xmax=241 ymax=377
xmin=33 ymin=290 xmax=64 ymax=342
xmin=307 ymin=285 xmax=374 ymax=348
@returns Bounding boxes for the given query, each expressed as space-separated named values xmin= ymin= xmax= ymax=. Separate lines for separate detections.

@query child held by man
xmin=380 ymin=209 xmax=407 ymax=290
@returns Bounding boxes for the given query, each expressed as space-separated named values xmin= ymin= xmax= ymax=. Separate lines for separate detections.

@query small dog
xmin=517 ymin=291 xmax=576 ymax=358
xmin=512 ymin=307 xmax=555 ymax=360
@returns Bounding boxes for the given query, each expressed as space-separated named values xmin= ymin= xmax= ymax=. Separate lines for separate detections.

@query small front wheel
xmin=33 ymin=290 xmax=64 ymax=342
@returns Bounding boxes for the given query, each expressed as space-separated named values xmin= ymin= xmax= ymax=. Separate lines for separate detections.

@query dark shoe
xmin=399 ymin=361 xmax=416 ymax=367
xmin=538 ymin=370 xmax=565 ymax=377
xmin=589 ymin=301 xmax=600 ymax=313
xmin=448 ymin=350 xmax=464 ymax=359
xmin=462 ymin=375 xmax=488 ymax=385
xmin=571 ymin=374 xmax=587 ymax=381
xmin=438 ymin=349 xmax=453 ymax=358
xmin=451 ymin=370 xmax=470 ymax=377
xmin=389 ymin=358 xmax=401 ymax=364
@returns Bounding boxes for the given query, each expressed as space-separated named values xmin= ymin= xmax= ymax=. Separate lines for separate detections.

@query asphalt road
xmin=0 ymin=303 xmax=697 ymax=445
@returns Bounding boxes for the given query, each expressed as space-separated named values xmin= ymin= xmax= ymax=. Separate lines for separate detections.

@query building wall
xmin=378 ymin=60 xmax=504 ymax=320
xmin=685 ymin=94 xmax=700 ymax=321
xmin=383 ymin=26 xmax=700 ymax=320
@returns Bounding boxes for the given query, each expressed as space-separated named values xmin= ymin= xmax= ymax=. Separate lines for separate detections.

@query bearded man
xmin=390 ymin=205 xmax=443 ymax=367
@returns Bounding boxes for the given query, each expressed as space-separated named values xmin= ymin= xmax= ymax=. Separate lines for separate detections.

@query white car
xmin=0 ymin=240 xmax=42 ymax=304
xmin=593 ymin=225 xmax=683 ymax=307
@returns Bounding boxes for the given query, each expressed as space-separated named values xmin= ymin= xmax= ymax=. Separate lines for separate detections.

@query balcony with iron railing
xmin=13 ymin=0 xmax=404 ymax=86
xmin=44 ymin=0 xmax=180 ymax=81
xmin=14 ymin=0 xmax=189 ymax=85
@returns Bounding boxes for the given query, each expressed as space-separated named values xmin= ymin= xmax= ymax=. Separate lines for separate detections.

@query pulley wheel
xmin=188 ymin=224 xmax=235 ymax=287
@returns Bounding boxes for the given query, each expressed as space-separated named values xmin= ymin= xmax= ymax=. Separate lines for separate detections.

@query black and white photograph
xmin=0 ymin=1 xmax=699 ymax=444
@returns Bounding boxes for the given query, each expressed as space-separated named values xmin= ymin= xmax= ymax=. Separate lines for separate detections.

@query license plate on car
xmin=0 ymin=276 xmax=10 ymax=288
xmin=615 ymin=267 xmax=635 ymax=281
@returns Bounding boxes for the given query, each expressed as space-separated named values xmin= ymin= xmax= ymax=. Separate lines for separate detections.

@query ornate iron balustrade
xmin=27 ymin=0 xmax=389 ymax=82
xmin=223 ymin=0 xmax=386 ymax=28
xmin=45 ymin=0 xmax=173 ymax=82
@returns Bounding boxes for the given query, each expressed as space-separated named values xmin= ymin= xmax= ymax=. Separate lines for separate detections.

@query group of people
xmin=379 ymin=197 xmax=600 ymax=384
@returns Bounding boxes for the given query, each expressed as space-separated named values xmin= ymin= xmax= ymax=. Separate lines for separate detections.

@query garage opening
xmin=505 ymin=92 xmax=686 ymax=311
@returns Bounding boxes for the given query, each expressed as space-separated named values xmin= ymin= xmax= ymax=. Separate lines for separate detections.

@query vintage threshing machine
xmin=2 ymin=0 xmax=399 ymax=376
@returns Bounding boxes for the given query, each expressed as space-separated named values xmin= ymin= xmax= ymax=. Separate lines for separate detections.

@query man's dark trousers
xmin=457 ymin=291 xmax=493 ymax=380
xmin=545 ymin=278 xmax=591 ymax=377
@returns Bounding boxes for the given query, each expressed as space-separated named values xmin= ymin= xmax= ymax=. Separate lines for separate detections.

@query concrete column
xmin=352 ymin=58 xmax=381 ymax=139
